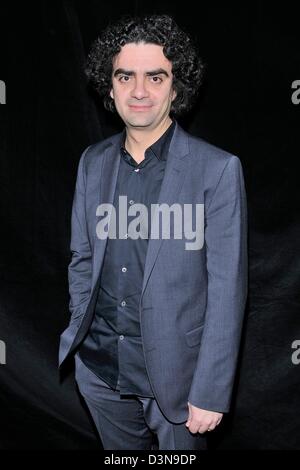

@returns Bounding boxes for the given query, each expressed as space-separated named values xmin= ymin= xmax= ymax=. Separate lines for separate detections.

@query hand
xmin=185 ymin=402 xmax=223 ymax=434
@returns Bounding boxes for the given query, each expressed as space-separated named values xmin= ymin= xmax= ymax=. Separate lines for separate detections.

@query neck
xmin=124 ymin=117 xmax=173 ymax=163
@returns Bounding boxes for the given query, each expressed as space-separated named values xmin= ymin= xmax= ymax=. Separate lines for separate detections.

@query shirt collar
xmin=120 ymin=119 xmax=176 ymax=164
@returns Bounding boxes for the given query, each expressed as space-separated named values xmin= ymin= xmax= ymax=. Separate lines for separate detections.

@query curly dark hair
xmin=85 ymin=14 xmax=205 ymax=116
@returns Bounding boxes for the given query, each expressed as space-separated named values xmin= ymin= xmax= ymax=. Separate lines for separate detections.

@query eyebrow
xmin=113 ymin=68 xmax=170 ymax=77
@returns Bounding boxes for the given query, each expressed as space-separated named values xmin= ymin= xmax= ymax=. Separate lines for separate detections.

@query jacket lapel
xmin=141 ymin=122 xmax=190 ymax=298
xmin=91 ymin=136 xmax=122 ymax=288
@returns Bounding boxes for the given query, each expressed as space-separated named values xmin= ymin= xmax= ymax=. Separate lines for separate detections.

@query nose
xmin=131 ymin=77 xmax=149 ymax=100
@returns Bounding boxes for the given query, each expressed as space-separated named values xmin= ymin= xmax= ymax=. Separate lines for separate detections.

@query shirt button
xmin=121 ymin=300 xmax=126 ymax=307
xmin=119 ymin=335 xmax=124 ymax=340
xmin=134 ymin=168 xmax=140 ymax=172
xmin=129 ymin=199 xmax=134 ymax=205
xmin=121 ymin=267 xmax=127 ymax=272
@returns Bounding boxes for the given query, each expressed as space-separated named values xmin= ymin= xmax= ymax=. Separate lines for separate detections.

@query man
xmin=58 ymin=14 xmax=248 ymax=450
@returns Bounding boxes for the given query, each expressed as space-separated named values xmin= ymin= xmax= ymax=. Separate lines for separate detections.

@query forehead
xmin=112 ymin=42 xmax=172 ymax=71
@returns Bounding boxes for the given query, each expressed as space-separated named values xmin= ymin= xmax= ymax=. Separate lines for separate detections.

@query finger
xmin=197 ymin=423 xmax=213 ymax=433
xmin=185 ymin=405 xmax=192 ymax=427
xmin=197 ymin=426 xmax=207 ymax=434
xmin=206 ymin=425 xmax=215 ymax=432
xmin=188 ymin=425 xmax=199 ymax=434
xmin=186 ymin=419 xmax=200 ymax=434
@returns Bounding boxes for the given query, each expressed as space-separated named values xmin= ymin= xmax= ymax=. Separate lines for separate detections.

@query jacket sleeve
xmin=188 ymin=155 xmax=248 ymax=412
xmin=68 ymin=145 xmax=93 ymax=325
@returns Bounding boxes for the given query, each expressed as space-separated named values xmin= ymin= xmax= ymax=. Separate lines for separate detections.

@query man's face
xmin=110 ymin=42 xmax=176 ymax=130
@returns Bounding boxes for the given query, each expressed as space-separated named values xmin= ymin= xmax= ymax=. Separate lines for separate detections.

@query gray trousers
xmin=74 ymin=352 xmax=207 ymax=450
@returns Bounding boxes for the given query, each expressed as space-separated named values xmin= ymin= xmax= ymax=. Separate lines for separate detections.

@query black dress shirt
xmin=78 ymin=119 xmax=176 ymax=396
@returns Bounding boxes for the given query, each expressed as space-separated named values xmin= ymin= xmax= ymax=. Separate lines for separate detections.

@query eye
xmin=150 ymin=76 xmax=163 ymax=83
xmin=119 ymin=75 xmax=130 ymax=82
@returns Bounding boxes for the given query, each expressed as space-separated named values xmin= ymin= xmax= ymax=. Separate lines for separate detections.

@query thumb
xmin=185 ymin=403 xmax=192 ymax=427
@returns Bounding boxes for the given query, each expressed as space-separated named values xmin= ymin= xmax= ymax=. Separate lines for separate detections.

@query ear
xmin=171 ymin=88 xmax=177 ymax=101
xmin=110 ymin=88 xmax=114 ymax=99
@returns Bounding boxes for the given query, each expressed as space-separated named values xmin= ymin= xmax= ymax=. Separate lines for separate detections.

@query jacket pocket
xmin=185 ymin=324 xmax=204 ymax=347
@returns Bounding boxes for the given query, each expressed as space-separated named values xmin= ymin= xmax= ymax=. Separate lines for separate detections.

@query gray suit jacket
xmin=58 ymin=121 xmax=248 ymax=423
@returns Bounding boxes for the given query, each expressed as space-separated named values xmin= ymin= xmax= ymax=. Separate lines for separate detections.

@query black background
xmin=0 ymin=1 xmax=299 ymax=450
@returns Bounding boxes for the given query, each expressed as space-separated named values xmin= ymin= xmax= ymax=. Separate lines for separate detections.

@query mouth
xmin=128 ymin=105 xmax=152 ymax=111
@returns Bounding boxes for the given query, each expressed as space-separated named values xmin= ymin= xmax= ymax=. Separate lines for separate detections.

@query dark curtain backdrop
xmin=0 ymin=0 xmax=299 ymax=450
